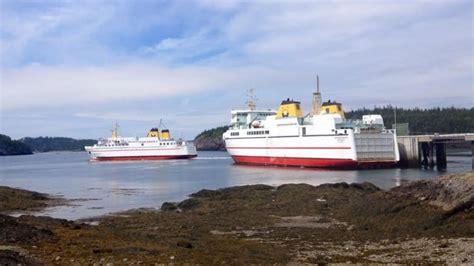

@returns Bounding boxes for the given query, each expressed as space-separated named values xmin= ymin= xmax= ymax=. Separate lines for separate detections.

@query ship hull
xmin=94 ymin=154 xmax=197 ymax=161
xmin=85 ymin=144 xmax=197 ymax=161
xmin=231 ymin=155 xmax=396 ymax=169
xmin=224 ymin=131 xmax=399 ymax=170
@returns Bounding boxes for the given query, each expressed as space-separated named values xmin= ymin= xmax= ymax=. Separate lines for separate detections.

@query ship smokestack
xmin=311 ymin=75 xmax=322 ymax=116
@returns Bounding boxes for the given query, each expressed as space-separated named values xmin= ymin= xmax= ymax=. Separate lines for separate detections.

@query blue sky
xmin=0 ymin=0 xmax=472 ymax=139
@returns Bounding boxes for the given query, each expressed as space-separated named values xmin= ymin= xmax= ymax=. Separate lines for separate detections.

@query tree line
xmin=20 ymin=137 xmax=97 ymax=152
xmin=0 ymin=134 xmax=33 ymax=156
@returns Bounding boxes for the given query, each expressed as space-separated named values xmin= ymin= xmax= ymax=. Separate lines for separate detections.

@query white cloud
xmin=0 ymin=64 xmax=223 ymax=109
xmin=0 ymin=63 xmax=317 ymax=110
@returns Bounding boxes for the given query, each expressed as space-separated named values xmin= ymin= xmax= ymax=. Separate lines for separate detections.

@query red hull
xmin=94 ymin=154 xmax=197 ymax=161
xmin=231 ymin=155 xmax=396 ymax=169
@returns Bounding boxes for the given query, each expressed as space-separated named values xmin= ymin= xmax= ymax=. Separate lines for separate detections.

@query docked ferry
xmin=85 ymin=125 xmax=197 ymax=161
xmin=223 ymin=80 xmax=400 ymax=169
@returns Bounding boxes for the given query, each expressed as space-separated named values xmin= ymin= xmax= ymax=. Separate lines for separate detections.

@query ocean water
xmin=0 ymin=150 xmax=471 ymax=220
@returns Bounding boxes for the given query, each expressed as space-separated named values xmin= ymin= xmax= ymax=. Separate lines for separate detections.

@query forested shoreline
xmin=0 ymin=135 xmax=96 ymax=155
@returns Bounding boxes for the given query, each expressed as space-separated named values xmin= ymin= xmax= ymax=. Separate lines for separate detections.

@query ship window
xmin=265 ymin=130 xmax=269 ymax=134
xmin=141 ymin=143 xmax=144 ymax=146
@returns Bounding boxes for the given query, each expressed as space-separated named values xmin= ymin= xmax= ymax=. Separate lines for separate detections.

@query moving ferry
xmin=85 ymin=124 xmax=197 ymax=161
xmin=223 ymin=81 xmax=400 ymax=169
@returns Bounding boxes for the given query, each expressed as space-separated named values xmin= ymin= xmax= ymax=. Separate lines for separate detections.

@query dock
xmin=397 ymin=133 xmax=474 ymax=169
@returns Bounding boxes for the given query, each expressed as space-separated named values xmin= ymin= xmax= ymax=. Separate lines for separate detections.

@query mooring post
xmin=428 ymin=142 xmax=435 ymax=168
xmin=435 ymin=142 xmax=447 ymax=170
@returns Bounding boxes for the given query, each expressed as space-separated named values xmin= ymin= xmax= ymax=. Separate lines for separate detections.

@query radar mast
xmin=246 ymin=88 xmax=257 ymax=110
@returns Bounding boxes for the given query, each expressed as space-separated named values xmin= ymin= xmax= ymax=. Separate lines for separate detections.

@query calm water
xmin=0 ymin=150 xmax=471 ymax=220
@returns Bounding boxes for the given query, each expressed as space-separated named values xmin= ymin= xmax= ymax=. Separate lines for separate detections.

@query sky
xmin=0 ymin=0 xmax=472 ymax=139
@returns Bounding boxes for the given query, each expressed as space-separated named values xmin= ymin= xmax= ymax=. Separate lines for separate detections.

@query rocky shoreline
xmin=1 ymin=172 xmax=473 ymax=264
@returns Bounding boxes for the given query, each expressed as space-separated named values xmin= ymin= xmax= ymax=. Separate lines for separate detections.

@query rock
xmin=161 ymin=202 xmax=178 ymax=212
xmin=177 ymin=240 xmax=193 ymax=249
xmin=193 ymin=126 xmax=228 ymax=151
xmin=92 ymin=248 xmax=112 ymax=254
xmin=194 ymin=137 xmax=226 ymax=151
xmin=177 ymin=198 xmax=201 ymax=211
xmin=0 ymin=250 xmax=38 ymax=265
xmin=390 ymin=172 xmax=474 ymax=213
xmin=190 ymin=189 xmax=223 ymax=198
xmin=72 ymin=224 xmax=82 ymax=230
xmin=0 ymin=214 xmax=55 ymax=244
xmin=350 ymin=182 xmax=381 ymax=192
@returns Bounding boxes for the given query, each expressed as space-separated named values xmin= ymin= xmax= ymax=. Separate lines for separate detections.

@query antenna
xmin=317 ymin=75 xmax=320 ymax=93
xmin=246 ymin=88 xmax=257 ymax=110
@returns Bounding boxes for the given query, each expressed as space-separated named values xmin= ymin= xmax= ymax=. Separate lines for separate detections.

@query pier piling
xmin=435 ymin=143 xmax=447 ymax=170
xmin=421 ymin=142 xmax=429 ymax=167
xmin=397 ymin=133 xmax=473 ymax=170
xmin=428 ymin=143 xmax=435 ymax=168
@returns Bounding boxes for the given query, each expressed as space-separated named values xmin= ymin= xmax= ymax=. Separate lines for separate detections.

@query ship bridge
xmin=230 ymin=109 xmax=276 ymax=129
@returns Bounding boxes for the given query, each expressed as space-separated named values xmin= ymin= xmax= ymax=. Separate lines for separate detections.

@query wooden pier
xmin=397 ymin=133 xmax=474 ymax=169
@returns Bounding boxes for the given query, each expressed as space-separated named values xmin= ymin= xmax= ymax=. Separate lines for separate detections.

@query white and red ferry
xmin=85 ymin=124 xmax=197 ymax=161
xmin=223 ymin=81 xmax=400 ymax=169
